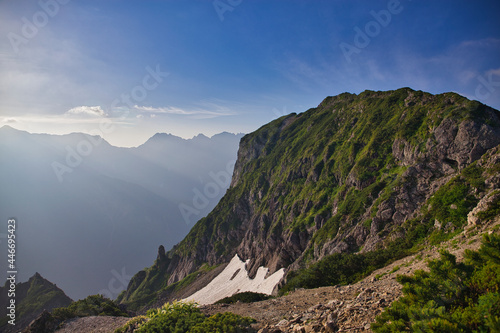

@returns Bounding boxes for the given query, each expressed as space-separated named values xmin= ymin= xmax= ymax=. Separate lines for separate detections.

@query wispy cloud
xmin=392 ymin=38 xmax=500 ymax=87
xmin=0 ymin=114 xmax=131 ymax=125
xmin=134 ymin=101 xmax=235 ymax=119
xmin=66 ymin=106 xmax=106 ymax=117
xmin=135 ymin=105 xmax=196 ymax=115
xmin=458 ymin=38 xmax=500 ymax=49
xmin=2 ymin=118 xmax=18 ymax=123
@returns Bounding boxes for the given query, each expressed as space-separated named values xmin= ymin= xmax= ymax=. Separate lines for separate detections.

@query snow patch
xmin=183 ymin=254 xmax=285 ymax=305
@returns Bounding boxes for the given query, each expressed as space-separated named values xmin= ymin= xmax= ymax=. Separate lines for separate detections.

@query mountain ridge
xmin=118 ymin=87 xmax=500 ymax=309
xmin=0 ymin=127 xmax=243 ymax=300
xmin=0 ymin=272 xmax=72 ymax=333
xmin=0 ymin=125 xmax=242 ymax=149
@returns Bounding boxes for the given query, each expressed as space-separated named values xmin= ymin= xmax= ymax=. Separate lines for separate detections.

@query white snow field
xmin=183 ymin=254 xmax=285 ymax=305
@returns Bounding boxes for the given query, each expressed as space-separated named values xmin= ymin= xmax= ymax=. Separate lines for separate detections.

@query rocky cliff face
xmin=118 ymin=88 xmax=500 ymax=308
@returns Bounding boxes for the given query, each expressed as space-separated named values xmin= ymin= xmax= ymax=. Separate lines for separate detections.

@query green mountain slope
xmin=118 ymin=88 xmax=500 ymax=309
xmin=0 ymin=272 xmax=73 ymax=332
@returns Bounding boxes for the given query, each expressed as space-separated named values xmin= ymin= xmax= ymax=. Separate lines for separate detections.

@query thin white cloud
xmin=458 ymin=38 xmax=500 ymax=49
xmin=0 ymin=114 xmax=132 ymax=126
xmin=135 ymin=105 xmax=193 ymax=115
xmin=134 ymin=103 xmax=235 ymax=119
xmin=193 ymin=99 xmax=237 ymax=119
xmin=404 ymin=38 xmax=500 ymax=106
xmin=278 ymin=35 xmax=500 ymax=102
xmin=66 ymin=106 xmax=106 ymax=117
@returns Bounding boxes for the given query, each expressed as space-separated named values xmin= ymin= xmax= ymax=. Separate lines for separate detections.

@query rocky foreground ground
xmin=203 ymin=221 xmax=499 ymax=333
xmin=202 ymin=222 xmax=495 ymax=333
xmin=46 ymin=220 xmax=496 ymax=333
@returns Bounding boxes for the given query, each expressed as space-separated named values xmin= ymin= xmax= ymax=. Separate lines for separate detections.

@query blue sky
xmin=1 ymin=0 xmax=499 ymax=146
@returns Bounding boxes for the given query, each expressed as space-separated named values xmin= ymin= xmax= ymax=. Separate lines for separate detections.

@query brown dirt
xmin=54 ymin=316 xmax=130 ymax=333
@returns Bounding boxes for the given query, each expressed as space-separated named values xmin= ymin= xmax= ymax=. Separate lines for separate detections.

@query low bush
xmin=279 ymin=242 xmax=408 ymax=295
xmin=190 ymin=312 xmax=255 ymax=333
xmin=114 ymin=301 xmax=255 ymax=333
xmin=136 ymin=302 xmax=204 ymax=333
xmin=52 ymin=294 xmax=128 ymax=320
xmin=372 ymin=234 xmax=500 ymax=332
xmin=215 ymin=292 xmax=271 ymax=304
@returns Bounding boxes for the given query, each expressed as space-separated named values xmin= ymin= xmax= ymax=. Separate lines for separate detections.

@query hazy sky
xmin=1 ymin=0 xmax=499 ymax=147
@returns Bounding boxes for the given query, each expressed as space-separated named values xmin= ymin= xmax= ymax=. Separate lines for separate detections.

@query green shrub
xmin=279 ymin=244 xmax=408 ymax=295
xmin=137 ymin=302 xmax=205 ymax=333
xmin=215 ymin=292 xmax=271 ymax=304
xmin=190 ymin=312 xmax=255 ymax=333
xmin=372 ymin=234 xmax=500 ymax=332
xmin=115 ymin=301 xmax=255 ymax=333
xmin=52 ymin=294 xmax=128 ymax=321
xmin=427 ymin=176 xmax=478 ymax=227
xmin=461 ymin=164 xmax=486 ymax=190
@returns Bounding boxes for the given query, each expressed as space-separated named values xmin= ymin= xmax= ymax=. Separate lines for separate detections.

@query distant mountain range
xmin=0 ymin=127 xmax=243 ymax=300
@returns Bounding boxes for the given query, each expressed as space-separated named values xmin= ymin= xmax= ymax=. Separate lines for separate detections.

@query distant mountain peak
xmin=211 ymin=131 xmax=243 ymax=138
xmin=144 ymin=132 xmax=184 ymax=143
xmin=0 ymin=125 xmax=28 ymax=134
xmin=151 ymin=132 xmax=178 ymax=139
xmin=192 ymin=133 xmax=210 ymax=141
xmin=0 ymin=272 xmax=72 ymax=332
xmin=141 ymin=131 xmax=244 ymax=147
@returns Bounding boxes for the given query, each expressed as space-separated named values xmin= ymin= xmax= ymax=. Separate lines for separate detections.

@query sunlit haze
xmin=1 ymin=1 xmax=499 ymax=146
